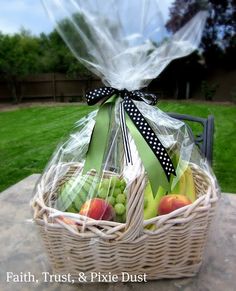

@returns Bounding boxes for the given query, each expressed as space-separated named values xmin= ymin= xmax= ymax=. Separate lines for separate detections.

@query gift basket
xmin=32 ymin=0 xmax=220 ymax=281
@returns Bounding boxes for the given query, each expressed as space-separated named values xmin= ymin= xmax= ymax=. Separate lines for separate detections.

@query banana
xmin=184 ymin=166 xmax=196 ymax=202
xmin=169 ymin=165 xmax=196 ymax=203
xmin=144 ymin=182 xmax=167 ymax=220
xmin=171 ymin=171 xmax=186 ymax=195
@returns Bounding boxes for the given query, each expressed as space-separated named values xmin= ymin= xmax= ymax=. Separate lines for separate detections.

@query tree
xmin=166 ymin=0 xmax=236 ymax=68
xmin=0 ymin=30 xmax=43 ymax=102
xmin=38 ymin=30 xmax=90 ymax=77
xmin=45 ymin=12 xmax=99 ymax=77
xmin=0 ymin=26 xmax=91 ymax=102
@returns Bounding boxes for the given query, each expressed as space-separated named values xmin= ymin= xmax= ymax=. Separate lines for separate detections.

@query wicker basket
xmin=32 ymin=161 xmax=219 ymax=281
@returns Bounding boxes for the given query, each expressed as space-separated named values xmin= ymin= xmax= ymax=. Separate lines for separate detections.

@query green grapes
xmin=98 ymin=188 xmax=108 ymax=199
xmin=103 ymin=177 xmax=127 ymax=222
xmin=114 ymin=203 xmax=126 ymax=215
xmin=116 ymin=193 xmax=126 ymax=204
xmin=107 ymin=196 xmax=115 ymax=206
xmin=102 ymin=178 xmax=110 ymax=188
xmin=113 ymin=188 xmax=121 ymax=197
xmin=110 ymin=176 xmax=120 ymax=187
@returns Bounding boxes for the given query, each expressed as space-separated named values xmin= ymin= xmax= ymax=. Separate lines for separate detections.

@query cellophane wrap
xmin=33 ymin=0 xmax=219 ymax=225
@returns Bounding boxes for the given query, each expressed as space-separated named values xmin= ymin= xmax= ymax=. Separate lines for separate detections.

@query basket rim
xmin=31 ymin=161 xmax=219 ymax=240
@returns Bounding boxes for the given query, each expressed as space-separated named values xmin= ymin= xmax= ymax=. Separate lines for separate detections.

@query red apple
xmin=158 ymin=194 xmax=192 ymax=215
xmin=79 ymin=198 xmax=115 ymax=221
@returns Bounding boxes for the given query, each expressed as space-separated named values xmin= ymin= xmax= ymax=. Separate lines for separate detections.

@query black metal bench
xmin=167 ymin=113 xmax=214 ymax=166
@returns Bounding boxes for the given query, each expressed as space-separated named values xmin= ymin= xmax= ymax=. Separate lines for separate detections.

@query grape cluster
xmin=97 ymin=176 xmax=127 ymax=223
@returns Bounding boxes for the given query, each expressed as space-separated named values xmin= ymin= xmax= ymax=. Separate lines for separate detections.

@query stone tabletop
xmin=0 ymin=175 xmax=235 ymax=291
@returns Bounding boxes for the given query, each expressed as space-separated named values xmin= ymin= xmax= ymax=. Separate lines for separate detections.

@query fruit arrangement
xmin=144 ymin=162 xmax=196 ymax=219
xmin=57 ymin=158 xmax=196 ymax=223
xmin=57 ymin=175 xmax=127 ymax=223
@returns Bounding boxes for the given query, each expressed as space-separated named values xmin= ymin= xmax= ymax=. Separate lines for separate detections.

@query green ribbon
xmin=83 ymin=95 xmax=116 ymax=175
xmin=83 ymin=96 xmax=170 ymax=196
xmin=126 ymin=115 xmax=170 ymax=194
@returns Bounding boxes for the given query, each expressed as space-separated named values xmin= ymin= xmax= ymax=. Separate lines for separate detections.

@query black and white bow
xmin=86 ymin=87 xmax=176 ymax=180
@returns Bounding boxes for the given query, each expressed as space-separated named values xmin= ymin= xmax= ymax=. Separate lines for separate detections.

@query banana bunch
xmin=143 ymin=183 xmax=167 ymax=220
xmin=57 ymin=175 xmax=97 ymax=212
xmin=143 ymin=159 xmax=196 ymax=221
xmin=169 ymin=165 xmax=196 ymax=202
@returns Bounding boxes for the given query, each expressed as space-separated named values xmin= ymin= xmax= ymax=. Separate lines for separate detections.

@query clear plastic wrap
xmin=42 ymin=0 xmax=207 ymax=90
xmin=33 ymin=0 xmax=218 ymax=228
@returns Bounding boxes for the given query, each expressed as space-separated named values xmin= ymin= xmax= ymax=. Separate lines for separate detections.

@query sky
xmin=0 ymin=0 xmax=53 ymax=35
xmin=0 ymin=0 xmax=174 ymax=35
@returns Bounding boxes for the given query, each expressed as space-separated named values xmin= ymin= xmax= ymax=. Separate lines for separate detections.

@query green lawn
xmin=0 ymin=101 xmax=235 ymax=193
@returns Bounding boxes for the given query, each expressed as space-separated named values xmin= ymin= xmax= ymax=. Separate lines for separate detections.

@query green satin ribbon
xmin=83 ymin=95 xmax=116 ymax=175
xmin=126 ymin=115 xmax=170 ymax=194
xmin=83 ymin=96 xmax=170 ymax=196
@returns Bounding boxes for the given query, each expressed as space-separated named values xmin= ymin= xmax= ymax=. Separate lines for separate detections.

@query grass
xmin=0 ymin=101 xmax=235 ymax=193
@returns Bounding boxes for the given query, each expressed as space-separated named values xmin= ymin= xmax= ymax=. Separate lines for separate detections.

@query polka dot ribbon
xmin=86 ymin=87 xmax=158 ymax=106
xmin=85 ymin=87 xmax=176 ymax=181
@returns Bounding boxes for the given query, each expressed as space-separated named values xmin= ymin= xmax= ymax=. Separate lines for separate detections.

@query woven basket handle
xmin=117 ymin=170 xmax=146 ymax=242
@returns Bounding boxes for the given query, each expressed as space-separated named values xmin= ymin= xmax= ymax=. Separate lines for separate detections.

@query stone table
xmin=0 ymin=175 xmax=235 ymax=291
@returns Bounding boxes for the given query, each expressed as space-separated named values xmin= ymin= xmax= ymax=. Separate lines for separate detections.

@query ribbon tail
xmin=119 ymin=101 xmax=133 ymax=165
xmin=83 ymin=102 xmax=113 ymax=175
xmin=126 ymin=115 xmax=170 ymax=196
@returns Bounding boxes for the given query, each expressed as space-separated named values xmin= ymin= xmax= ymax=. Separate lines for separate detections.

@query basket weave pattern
xmin=32 ymin=162 xmax=218 ymax=280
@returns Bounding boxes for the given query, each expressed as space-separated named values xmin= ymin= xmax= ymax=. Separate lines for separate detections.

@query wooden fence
xmin=0 ymin=73 xmax=172 ymax=102
xmin=1 ymin=70 xmax=234 ymax=102
xmin=0 ymin=73 xmax=103 ymax=102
